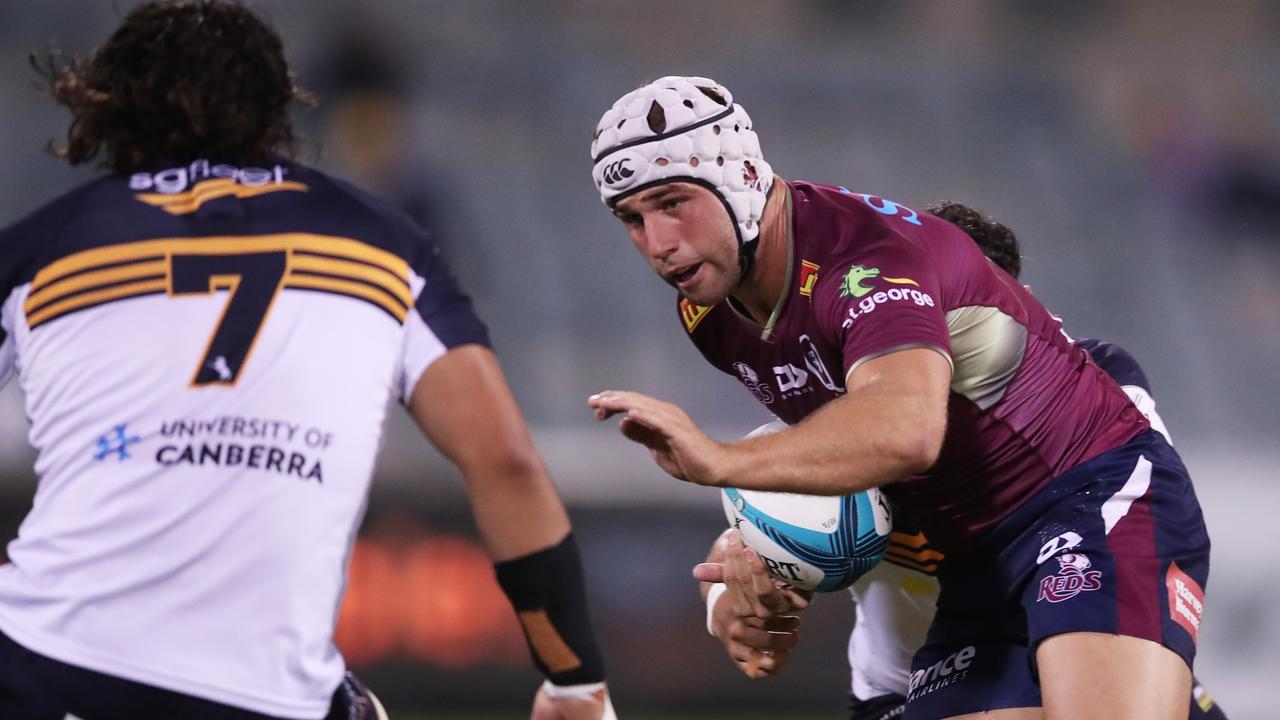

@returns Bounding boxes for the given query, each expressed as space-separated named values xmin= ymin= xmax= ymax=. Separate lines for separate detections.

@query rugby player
xmin=0 ymin=2 xmax=613 ymax=718
xmin=587 ymin=76 xmax=1210 ymax=720
xmin=698 ymin=204 xmax=1228 ymax=720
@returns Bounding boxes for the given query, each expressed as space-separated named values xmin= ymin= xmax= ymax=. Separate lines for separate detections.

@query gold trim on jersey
xmin=24 ymin=233 xmax=413 ymax=329
xmin=135 ymin=178 xmax=309 ymax=215
xmin=679 ymin=297 xmax=713 ymax=333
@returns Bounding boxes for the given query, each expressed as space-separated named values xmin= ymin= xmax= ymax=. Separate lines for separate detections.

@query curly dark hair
xmin=926 ymin=201 xmax=1022 ymax=279
xmin=32 ymin=0 xmax=311 ymax=173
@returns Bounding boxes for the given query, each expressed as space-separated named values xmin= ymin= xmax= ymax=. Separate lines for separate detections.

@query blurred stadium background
xmin=1 ymin=1 xmax=1277 ymax=717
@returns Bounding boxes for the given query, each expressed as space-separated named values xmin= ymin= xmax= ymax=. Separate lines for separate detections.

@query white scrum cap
xmin=590 ymin=76 xmax=774 ymax=254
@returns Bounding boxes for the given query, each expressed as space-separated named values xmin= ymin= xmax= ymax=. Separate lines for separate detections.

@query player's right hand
xmin=694 ymin=530 xmax=810 ymax=679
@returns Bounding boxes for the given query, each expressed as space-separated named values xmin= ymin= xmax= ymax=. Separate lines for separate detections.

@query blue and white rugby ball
xmin=721 ymin=486 xmax=892 ymax=592
xmin=720 ymin=419 xmax=891 ymax=592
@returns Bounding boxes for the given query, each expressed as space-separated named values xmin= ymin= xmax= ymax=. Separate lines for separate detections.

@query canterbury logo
xmin=601 ymin=158 xmax=635 ymax=186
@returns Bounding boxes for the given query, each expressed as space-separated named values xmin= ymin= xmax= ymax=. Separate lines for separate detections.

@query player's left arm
xmin=409 ymin=344 xmax=570 ymax=559
xmin=410 ymin=346 xmax=615 ymax=719
xmin=399 ymin=223 xmax=610 ymax=714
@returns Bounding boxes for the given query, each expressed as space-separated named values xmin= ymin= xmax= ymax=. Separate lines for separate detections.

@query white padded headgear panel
xmin=590 ymin=76 xmax=774 ymax=247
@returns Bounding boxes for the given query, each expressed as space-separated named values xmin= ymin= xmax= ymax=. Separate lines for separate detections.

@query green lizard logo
xmin=839 ymin=265 xmax=880 ymax=298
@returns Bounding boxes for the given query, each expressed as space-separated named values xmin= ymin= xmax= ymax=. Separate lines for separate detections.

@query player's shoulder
xmin=1077 ymin=338 xmax=1151 ymax=393
xmin=790 ymin=181 xmax=965 ymax=261
xmin=275 ymin=160 xmax=440 ymax=260
xmin=0 ymin=174 xmax=122 ymax=292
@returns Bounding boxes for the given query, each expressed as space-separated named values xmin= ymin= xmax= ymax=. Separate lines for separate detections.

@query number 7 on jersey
xmin=170 ymin=252 xmax=287 ymax=386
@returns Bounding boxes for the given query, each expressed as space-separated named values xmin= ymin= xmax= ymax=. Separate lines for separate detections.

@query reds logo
xmin=732 ymin=361 xmax=775 ymax=405
xmin=1036 ymin=553 xmax=1103 ymax=603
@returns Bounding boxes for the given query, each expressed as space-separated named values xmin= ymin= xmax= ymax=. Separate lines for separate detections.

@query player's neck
xmin=732 ymin=179 xmax=790 ymax=324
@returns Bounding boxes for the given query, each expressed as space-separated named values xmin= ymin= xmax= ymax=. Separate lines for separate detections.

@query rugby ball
xmin=721 ymin=486 xmax=892 ymax=592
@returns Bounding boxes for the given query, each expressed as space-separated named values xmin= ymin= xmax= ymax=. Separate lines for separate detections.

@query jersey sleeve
xmin=397 ymin=233 xmax=490 ymax=404
xmin=813 ymin=236 xmax=952 ymax=382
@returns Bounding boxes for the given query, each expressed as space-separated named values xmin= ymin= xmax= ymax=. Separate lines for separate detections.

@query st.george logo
xmin=601 ymin=158 xmax=634 ymax=186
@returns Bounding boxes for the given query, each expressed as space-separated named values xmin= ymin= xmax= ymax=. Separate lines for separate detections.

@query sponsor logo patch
xmin=94 ymin=423 xmax=141 ymax=462
xmin=679 ymin=298 xmax=712 ymax=332
xmin=732 ymin=361 xmax=774 ymax=404
xmin=1037 ymin=530 xmax=1084 ymax=565
xmin=1166 ymin=562 xmax=1204 ymax=643
xmin=798 ymin=260 xmax=820 ymax=298
xmin=131 ymin=159 xmax=304 ymax=215
xmin=799 ymin=334 xmax=842 ymax=392
xmin=773 ymin=363 xmax=811 ymax=397
xmin=601 ymin=157 xmax=635 ymax=186
xmin=908 ymin=645 xmax=975 ymax=700
xmin=1037 ymin=553 xmax=1103 ymax=603
xmin=839 ymin=265 xmax=880 ymax=298
xmin=836 ymin=264 xmax=933 ymax=327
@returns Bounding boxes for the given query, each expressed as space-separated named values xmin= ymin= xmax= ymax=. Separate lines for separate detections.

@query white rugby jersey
xmin=0 ymin=159 xmax=489 ymax=718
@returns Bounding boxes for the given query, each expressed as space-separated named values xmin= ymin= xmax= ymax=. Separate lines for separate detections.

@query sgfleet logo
xmin=1037 ymin=553 xmax=1102 ymax=603
xmin=130 ymin=159 xmax=306 ymax=215
xmin=908 ymin=645 xmax=975 ymax=699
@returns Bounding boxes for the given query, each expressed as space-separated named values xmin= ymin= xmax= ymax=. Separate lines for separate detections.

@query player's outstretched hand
xmin=530 ymin=682 xmax=617 ymax=720
xmin=695 ymin=530 xmax=811 ymax=679
xmin=588 ymin=390 xmax=726 ymax=486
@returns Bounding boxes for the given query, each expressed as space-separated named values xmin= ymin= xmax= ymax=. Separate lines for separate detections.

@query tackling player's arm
xmin=409 ymin=344 xmax=612 ymax=719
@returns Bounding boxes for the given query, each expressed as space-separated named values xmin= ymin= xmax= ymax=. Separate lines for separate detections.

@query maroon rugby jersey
xmin=680 ymin=182 xmax=1148 ymax=551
